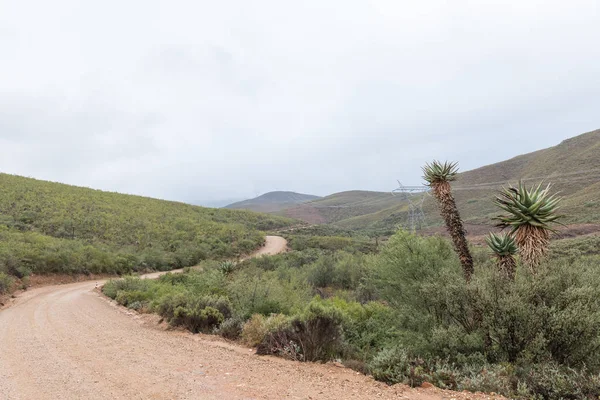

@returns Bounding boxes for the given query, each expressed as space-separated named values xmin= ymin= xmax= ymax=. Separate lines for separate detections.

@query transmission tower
xmin=392 ymin=181 xmax=430 ymax=231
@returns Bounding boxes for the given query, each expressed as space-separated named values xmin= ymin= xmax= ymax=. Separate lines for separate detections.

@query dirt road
xmin=0 ymin=236 xmax=494 ymax=400
xmin=244 ymin=235 xmax=288 ymax=258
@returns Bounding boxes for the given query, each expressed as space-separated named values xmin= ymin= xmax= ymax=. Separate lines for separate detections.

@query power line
xmin=295 ymin=167 xmax=600 ymax=210
xmin=454 ymin=167 xmax=600 ymax=191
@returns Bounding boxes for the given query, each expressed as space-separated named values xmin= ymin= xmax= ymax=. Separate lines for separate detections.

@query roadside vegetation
xmin=0 ymin=173 xmax=294 ymax=291
xmin=105 ymin=201 xmax=600 ymax=400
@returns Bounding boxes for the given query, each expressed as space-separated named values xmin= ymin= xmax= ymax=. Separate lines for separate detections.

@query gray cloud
xmin=1 ymin=0 xmax=599 ymax=204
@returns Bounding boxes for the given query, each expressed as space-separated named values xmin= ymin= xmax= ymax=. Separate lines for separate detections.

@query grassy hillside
xmin=0 ymin=173 xmax=295 ymax=285
xmin=226 ymin=191 xmax=321 ymax=213
xmin=282 ymin=129 xmax=600 ymax=233
xmin=450 ymin=128 xmax=600 ymax=225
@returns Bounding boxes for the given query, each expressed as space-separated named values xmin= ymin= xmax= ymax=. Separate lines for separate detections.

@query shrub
xmin=306 ymin=254 xmax=336 ymax=288
xmin=370 ymin=346 xmax=425 ymax=386
xmin=328 ymin=298 xmax=400 ymax=361
xmin=227 ymin=268 xmax=311 ymax=318
xmin=115 ymin=290 xmax=151 ymax=308
xmin=305 ymin=251 xmax=367 ymax=290
xmin=177 ymin=268 xmax=227 ymax=297
xmin=241 ymin=313 xmax=289 ymax=347
xmin=516 ymin=363 xmax=600 ymax=400
xmin=289 ymin=235 xmax=375 ymax=253
xmin=369 ymin=231 xmax=460 ymax=309
xmin=368 ymin=346 xmax=463 ymax=388
xmin=154 ymin=293 xmax=232 ymax=333
xmin=256 ymin=298 xmax=344 ymax=362
xmin=102 ymin=276 xmax=151 ymax=299
xmin=0 ymin=272 xmax=14 ymax=295
xmin=458 ymin=363 xmax=516 ymax=395
xmin=215 ymin=316 xmax=244 ymax=340
xmin=173 ymin=305 xmax=224 ymax=333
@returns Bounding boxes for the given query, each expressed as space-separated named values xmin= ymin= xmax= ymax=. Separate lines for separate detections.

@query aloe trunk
xmin=423 ymin=161 xmax=474 ymax=282
xmin=431 ymin=180 xmax=474 ymax=281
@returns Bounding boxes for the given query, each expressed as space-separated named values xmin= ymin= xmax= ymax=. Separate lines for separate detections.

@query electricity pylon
xmin=392 ymin=181 xmax=430 ymax=231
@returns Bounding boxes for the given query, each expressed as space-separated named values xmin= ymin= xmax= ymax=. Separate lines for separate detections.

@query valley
xmin=1 ymin=128 xmax=600 ymax=399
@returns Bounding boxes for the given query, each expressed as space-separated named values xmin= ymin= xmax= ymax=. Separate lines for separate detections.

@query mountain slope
xmin=282 ymin=129 xmax=600 ymax=232
xmin=0 ymin=173 xmax=295 ymax=279
xmin=451 ymin=128 xmax=600 ymax=225
xmin=283 ymin=191 xmax=407 ymax=226
xmin=225 ymin=191 xmax=321 ymax=213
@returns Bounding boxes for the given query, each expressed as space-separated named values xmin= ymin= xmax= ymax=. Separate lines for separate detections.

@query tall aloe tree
xmin=486 ymin=232 xmax=518 ymax=280
xmin=422 ymin=161 xmax=474 ymax=281
xmin=493 ymin=182 xmax=562 ymax=271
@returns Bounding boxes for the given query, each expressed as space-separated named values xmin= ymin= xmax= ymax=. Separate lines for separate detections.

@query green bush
xmin=173 ymin=305 xmax=224 ymax=333
xmin=115 ymin=290 xmax=151 ymax=308
xmin=157 ymin=267 xmax=227 ymax=297
xmin=226 ymin=267 xmax=311 ymax=318
xmin=369 ymin=346 xmax=442 ymax=387
xmin=257 ymin=298 xmax=344 ymax=362
xmin=215 ymin=316 xmax=244 ymax=340
xmin=103 ymin=277 xmax=151 ymax=299
xmin=238 ymin=249 xmax=324 ymax=271
xmin=370 ymin=231 xmax=459 ymax=309
xmin=306 ymin=254 xmax=336 ymax=288
xmin=306 ymin=251 xmax=367 ymax=290
xmin=515 ymin=363 xmax=600 ymax=399
xmin=154 ymin=293 xmax=232 ymax=333
xmin=369 ymin=351 xmax=600 ymax=399
xmin=0 ymin=272 xmax=14 ymax=295
xmin=288 ymin=235 xmax=375 ymax=253
xmin=327 ymin=298 xmax=400 ymax=361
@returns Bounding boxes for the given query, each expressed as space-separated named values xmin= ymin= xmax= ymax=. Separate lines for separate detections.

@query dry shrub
xmin=241 ymin=313 xmax=288 ymax=347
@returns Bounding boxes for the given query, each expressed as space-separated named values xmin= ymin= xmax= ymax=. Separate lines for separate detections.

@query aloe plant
xmin=486 ymin=232 xmax=518 ymax=279
xmin=219 ymin=260 xmax=237 ymax=276
xmin=422 ymin=161 xmax=473 ymax=281
xmin=493 ymin=181 xmax=562 ymax=271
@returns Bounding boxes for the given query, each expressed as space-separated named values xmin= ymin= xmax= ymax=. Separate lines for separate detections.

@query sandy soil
xmin=0 ymin=236 xmax=503 ymax=400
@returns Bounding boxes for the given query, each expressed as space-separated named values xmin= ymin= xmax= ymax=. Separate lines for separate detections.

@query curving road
xmin=0 ymin=236 xmax=467 ymax=400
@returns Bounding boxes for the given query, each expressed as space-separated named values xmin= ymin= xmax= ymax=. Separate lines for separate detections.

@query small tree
xmin=486 ymin=232 xmax=518 ymax=280
xmin=422 ymin=161 xmax=474 ymax=281
xmin=493 ymin=182 xmax=562 ymax=272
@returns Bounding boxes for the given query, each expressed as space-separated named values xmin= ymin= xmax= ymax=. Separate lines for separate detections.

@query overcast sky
xmin=1 ymin=1 xmax=599 ymax=205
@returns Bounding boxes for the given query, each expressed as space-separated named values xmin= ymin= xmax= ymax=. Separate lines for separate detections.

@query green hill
xmin=282 ymin=129 xmax=600 ymax=233
xmin=225 ymin=191 xmax=321 ymax=213
xmin=0 ymin=173 xmax=295 ymax=281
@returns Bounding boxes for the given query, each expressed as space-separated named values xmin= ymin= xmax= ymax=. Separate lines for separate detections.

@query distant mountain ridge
xmin=225 ymin=191 xmax=321 ymax=213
